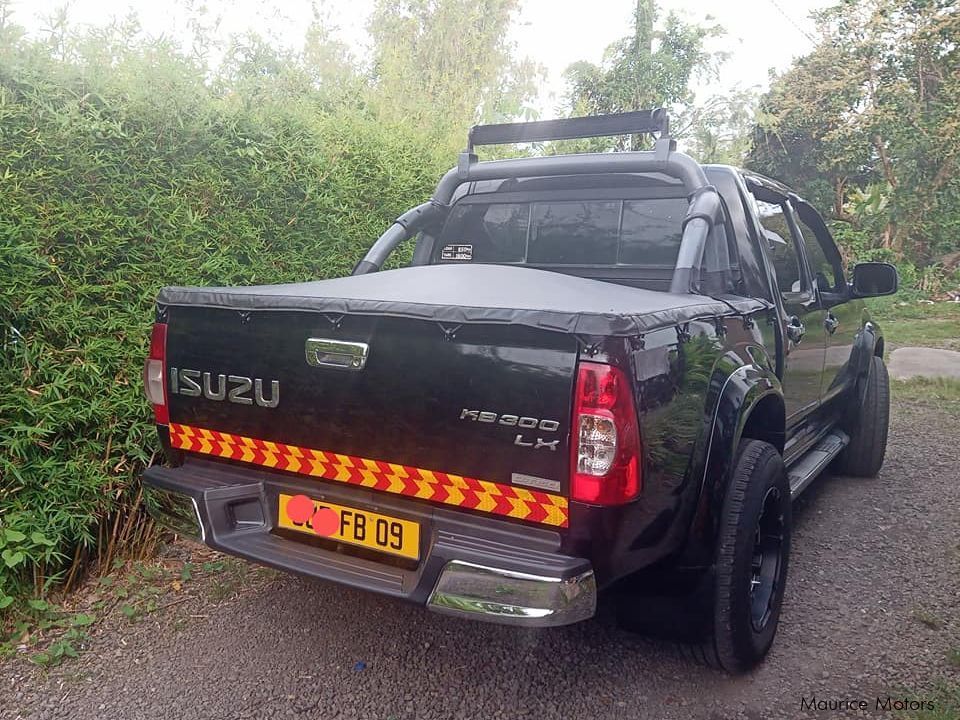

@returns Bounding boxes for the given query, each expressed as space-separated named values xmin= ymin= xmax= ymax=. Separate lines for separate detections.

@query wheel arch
xmin=847 ymin=322 xmax=883 ymax=410
xmin=677 ymin=363 xmax=785 ymax=568
xmin=737 ymin=392 xmax=785 ymax=455
xmin=874 ymin=335 xmax=885 ymax=358
xmin=852 ymin=321 xmax=881 ymax=378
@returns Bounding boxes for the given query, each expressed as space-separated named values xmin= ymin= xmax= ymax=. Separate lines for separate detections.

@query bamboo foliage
xmin=0 ymin=18 xmax=448 ymax=611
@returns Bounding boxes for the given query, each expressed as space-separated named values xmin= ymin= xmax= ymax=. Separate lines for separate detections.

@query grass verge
xmin=896 ymin=679 xmax=960 ymax=720
xmin=0 ymin=544 xmax=260 ymax=668
xmin=891 ymin=378 xmax=960 ymax=417
xmin=868 ymin=298 xmax=960 ymax=350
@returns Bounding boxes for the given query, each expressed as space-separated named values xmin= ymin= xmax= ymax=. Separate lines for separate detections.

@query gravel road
xmin=3 ymin=401 xmax=959 ymax=720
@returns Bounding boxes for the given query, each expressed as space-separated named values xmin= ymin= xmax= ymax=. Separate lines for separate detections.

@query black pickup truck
xmin=142 ymin=110 xmax=898 ymax=672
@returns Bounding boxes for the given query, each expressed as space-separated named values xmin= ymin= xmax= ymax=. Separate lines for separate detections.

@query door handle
xmin=786 ymin=315 xmax=805 ymax=343
xmin=824 ymin=313 xmax=840 ymax=334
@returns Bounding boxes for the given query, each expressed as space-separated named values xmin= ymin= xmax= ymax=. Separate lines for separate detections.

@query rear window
xmin=435 ymin=198 xmax=688 ymax=266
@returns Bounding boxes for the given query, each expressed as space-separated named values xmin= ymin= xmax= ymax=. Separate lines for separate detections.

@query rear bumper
xmin=426 ymin=560 xmax=595 ymax=626
xmin=142 ymin=459 xmax=595 ymax=627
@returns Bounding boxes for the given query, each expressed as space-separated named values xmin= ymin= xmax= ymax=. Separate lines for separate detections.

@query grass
xmin=870 ymin=298 xmax=960 ymax=416
xmin=880 ymin=317 xmax=960 ymax=350
xmin=895 ymin=680 xmax=960 ymax=720
xmin=867 ymin=296 xmax=960 ymax=323
xmin=911 ymin=607 xmax=946 ymax=630
xmin=892 ymin=649 xmax=960 ymax=720
xmin=892 ymin=377 xmax=960 ymax=417
xmin=867 ymin=298 xmax=960 ymax=350
xmin=0 ymin=549 xmax=240 ymax=667
xmin=0 ymin=559 xmax=178 ymax=666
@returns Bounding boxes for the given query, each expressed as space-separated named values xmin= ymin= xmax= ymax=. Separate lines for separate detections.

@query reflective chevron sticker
xmin=167 ymin=423 xmax=568 ymax=528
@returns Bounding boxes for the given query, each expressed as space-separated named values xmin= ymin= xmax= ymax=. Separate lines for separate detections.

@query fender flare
xmin=677 ymin=360 xmax=785 ymax=568
xmin=851 ymin=321 xmax=880 ymax=373
xmin=848 ymin=321 xmax=881 ymax=407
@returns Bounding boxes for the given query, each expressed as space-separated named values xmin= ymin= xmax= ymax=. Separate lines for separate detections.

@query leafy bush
xmin=0 ymin=33 xmax=446 ymax=611
xmin=831 ymin=222 xmax=959 ymax=301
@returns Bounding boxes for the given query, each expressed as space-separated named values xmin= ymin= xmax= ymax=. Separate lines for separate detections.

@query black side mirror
xmin=850 ymin=262 xmax=898 ymax=298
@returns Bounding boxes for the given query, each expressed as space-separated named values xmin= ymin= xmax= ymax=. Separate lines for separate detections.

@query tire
xmin=691 ymin=439 xmax=792 ymax=673
xmin=835 ymin=354 xmax=890 ymax=477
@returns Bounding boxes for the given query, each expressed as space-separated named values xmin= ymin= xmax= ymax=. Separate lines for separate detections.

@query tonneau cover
xmin=158 ymin=264 xmax=767 ymax=337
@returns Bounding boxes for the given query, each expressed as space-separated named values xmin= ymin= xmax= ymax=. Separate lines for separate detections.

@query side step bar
xmin=787 ymin=429 xmax=850 ymax=499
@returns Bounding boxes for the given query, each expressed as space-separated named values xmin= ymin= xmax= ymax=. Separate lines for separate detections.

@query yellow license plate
xmin=277 ymin=493 xmax=420 ymax=560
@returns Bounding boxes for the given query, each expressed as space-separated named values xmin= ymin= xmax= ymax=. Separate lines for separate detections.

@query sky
xmin=9 ymin=0 xmax=831 ymax=117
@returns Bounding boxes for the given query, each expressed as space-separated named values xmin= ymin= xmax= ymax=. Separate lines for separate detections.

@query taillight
xmin=570 ymin=361 xmax=641 ymax=505
xmin=143 ymin=323 xmax=168 ymax=425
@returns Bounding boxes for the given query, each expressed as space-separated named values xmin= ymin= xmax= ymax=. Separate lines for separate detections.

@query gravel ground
xmin=3 ymin=401 xmax=959 ymax=720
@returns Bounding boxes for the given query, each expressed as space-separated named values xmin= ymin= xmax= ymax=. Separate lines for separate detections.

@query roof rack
xmin=466 ymin=109 xmax=670 ymax=153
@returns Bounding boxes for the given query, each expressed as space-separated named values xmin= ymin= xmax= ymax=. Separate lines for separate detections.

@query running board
xmin=787 ymin=429 xmax=850 ymax=499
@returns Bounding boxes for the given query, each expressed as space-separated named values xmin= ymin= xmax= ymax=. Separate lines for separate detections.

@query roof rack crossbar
xmin=466 ymin=109 xmax=669 ymax=152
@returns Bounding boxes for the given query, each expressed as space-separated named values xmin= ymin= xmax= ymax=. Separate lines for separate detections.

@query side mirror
xmin=850 ymin=262 xmax=898 ymax=298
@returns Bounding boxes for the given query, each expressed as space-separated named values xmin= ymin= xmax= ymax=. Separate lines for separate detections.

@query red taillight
xmin=143 ymin=323 xmax=168 ymax=425
xmin=570 ymin=361 xmax=642 ymax=505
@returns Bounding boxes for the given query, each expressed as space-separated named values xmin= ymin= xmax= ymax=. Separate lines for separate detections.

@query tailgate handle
xmin=305 ymin=338 xmax=369 ymax=371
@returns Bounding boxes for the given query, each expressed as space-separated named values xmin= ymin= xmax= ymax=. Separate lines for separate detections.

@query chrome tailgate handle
xmin=305 ymin=338 xmax=369 ymax=370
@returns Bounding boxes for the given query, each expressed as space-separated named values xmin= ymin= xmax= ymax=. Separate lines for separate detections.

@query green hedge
xmin=0 ymin=40 xmax=445 ymax=608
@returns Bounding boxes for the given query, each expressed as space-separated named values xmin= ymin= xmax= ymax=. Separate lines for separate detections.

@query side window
xmin=755 ymin=200 xmax=802 ymax=295
xmin=794 ymin=216 xmax=843 ymax=293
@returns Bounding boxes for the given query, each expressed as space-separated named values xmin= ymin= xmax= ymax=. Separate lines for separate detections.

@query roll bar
xmin=354 ymin=111 xmax=721 ymax=295
xmin=352 ymin=201 xmax=445 ymax=276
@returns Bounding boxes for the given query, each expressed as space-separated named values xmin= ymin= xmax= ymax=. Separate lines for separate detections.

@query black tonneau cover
xmin=158 ymin=264 xmax=766 ymax=337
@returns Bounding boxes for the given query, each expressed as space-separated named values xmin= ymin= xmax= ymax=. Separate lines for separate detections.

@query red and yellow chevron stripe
xmin=168 ymin=423 xmax=568 ymax=528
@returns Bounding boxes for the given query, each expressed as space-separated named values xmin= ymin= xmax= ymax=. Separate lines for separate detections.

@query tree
xmin=559 ymin=0 xmax=724 ymax=153
xmin=302 ymin=7 xmax=362 ymax=98
xmin=366 ymin=0 xmax=543 ymax=154
xmin=748 ymin=37 xmax=870 ymax=219
xmin=749 ymin=0 xmax=960 ymax=265
xmin=684 ymin=87 xmax=759 ymax=165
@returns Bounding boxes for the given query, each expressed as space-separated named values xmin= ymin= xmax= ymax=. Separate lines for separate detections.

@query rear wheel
xmin=692 ymin=439 xmax=792 ymax=673
xmin=835 ymin=354 xmax=890 ymax=477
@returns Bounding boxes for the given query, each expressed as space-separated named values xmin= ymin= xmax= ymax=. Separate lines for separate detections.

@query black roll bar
xmin=352 ymin=201 xmax=445 ymax=276
xmin=354 ymin=111 xmax=720 ymax=295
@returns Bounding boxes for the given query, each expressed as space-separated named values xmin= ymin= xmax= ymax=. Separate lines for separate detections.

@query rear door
xmin=791 ymin=200 xmax=859 ymax=403
xmin=752 ymin=197 xmax=827 ymax=424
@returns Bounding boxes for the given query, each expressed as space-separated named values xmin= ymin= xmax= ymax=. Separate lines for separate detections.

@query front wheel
xmin=693 ymin=439 xmax=792 ymax=673
xmin=835 ymin=354 xmax=890 ymax=477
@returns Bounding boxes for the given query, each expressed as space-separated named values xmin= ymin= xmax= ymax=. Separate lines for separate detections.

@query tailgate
xmin=163 ymin=306 xmax=577 ymax=526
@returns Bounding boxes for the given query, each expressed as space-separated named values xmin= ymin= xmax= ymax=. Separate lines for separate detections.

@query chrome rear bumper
xmin=143 ymin=482 xmax=205 ymax=542
xmin=427 ymin=560 xmax=596 ymax=627
xmin=143 ymin=461 xmax=596 ymax=628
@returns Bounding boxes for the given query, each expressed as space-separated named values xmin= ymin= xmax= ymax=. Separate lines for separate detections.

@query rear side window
xmin=794 ymin=215 xmax=843 ymax=293
xmin=756 ymin=200 xmax=802 ymax=294
xmin=436 ymin=197 xmax=689 ymax=266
